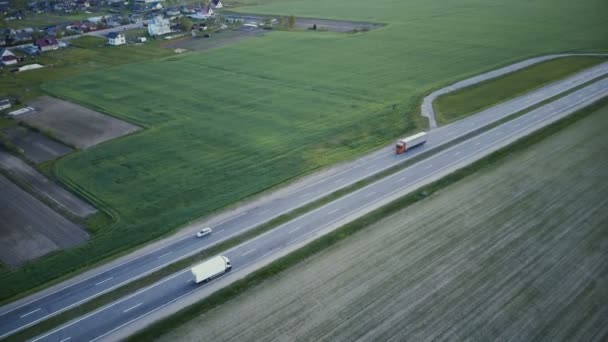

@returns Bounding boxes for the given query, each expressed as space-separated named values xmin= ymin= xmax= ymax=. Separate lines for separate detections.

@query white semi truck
xmin=395 ymin=132 xmax=428 ymax=154
xmin=191 ymin=256 xmax=232 ymax=284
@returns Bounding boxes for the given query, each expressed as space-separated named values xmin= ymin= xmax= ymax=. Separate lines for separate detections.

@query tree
xmin=287 ymin=15 xmax=295 ymax=29
xmin=180 ymin=16 xmax=193 ymax=32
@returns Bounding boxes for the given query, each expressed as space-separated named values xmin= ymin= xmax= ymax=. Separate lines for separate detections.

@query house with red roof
xmin=35 ymin=37 xmax=59 ymax=52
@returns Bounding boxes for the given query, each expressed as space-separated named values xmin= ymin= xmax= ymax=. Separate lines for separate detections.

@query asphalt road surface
xmin=30 ymin=77 xmax=608 ymax=342
xmin=0 ymin=61 xmax=606 ymax=339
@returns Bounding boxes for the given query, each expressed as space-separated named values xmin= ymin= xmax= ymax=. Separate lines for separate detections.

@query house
xmin=188 ymin=5 xmax=213 ymax=20
xmin=147 ymin=15 xmax=171 ymax=36
xmin=0 ymin=48 xmax=17 ymax=65
xmin=136 ymin=0 xmax=165 ymax=3
xmin=35 ymin=37 xmax=59 ymax=52
xmin=211 ymin=0 xmax=222 ymax=9
xmin=137 ymin=37 xmax=147 ymax=43
xmin=106 ymin=32 xmax=125 ymax=45
xmin=0 ymin=99 xmax=11 ymax=111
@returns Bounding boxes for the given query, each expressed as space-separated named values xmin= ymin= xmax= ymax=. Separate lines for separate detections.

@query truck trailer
xmin=395 ymin=132 xmax=428 ymax=154
xmin=191 ymin=256 xmax=232 ymax=284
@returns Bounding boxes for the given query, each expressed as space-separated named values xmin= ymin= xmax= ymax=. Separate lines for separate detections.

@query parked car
xmin=196 ymin=227 xmax=212 ymax=238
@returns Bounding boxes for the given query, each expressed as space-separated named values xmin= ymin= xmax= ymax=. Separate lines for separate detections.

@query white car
xmin=196 ymin=227 xmax=212 ymax=238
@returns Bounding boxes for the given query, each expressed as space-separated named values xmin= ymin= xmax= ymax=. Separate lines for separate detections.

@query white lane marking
xmin=365 ymin=164 xmax=376 ymax=170
xmin=158 ymin=252 xmax=173 ymax=259
xmin=59 ymin=337 xmax=71 ymax=342
xmin=258 ymin=210 xmax=270 ymax=216
xmin=186 ymin=279 xmax=193 ymax=284
xmin=454 ymin=151 xmax=461 ymax=156
xmin=474 ymin=142 xmax=481 ymax=146
xmin=214 ymin=212 xmax=246 ymax=226
xmin=531 ymin=115 xmax=537 ymax=119
xmin=424 ymin=164 xmax=433 ymax=170
xmin=513 ymin=122 xmax=520 ymax=128
xmin=328 ymin=209 xmax=340 ymax=215
xmin=364 ymin=191 xmax=376 ymax=198
xmin=94 ymin=277 xmax=114 ymax=286
xmin=288 ymin=225 xmax=303 ymax=234
xmin=122 ymin=303 xmax=142 ymax=313
xmin=215 ymin=229 xmax=225 ymax=234
xmin=241 ymin=249 xmax=256 ymax=256
xmin=299 ymin=192 xmax=311 ymax=199
xmin=496 ymin=131 xmax=503 ymax=136
xmin=20 ymin=308 xmax=41 ymax=318
xmin=400 ymin=176 xmax=408 ymax=182
xmin=446 ymin=131 xmax=455 ymax=136
xmin=333 ymin=177 xmax=345 ymax=183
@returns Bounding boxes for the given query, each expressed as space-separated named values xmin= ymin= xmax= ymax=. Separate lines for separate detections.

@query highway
xmin=0 ymin=61 xmax=606 ymax=339
xmin=29 ymin=76 xmax=608 ymax=342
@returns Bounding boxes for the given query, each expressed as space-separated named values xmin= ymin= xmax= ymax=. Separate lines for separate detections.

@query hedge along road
xmin=420 ymin=53 xmax=608 ymax=128
xmin=31 ymin=77 xmax=608 ymax=342
xmin=1 ymin=61 xmax=607 ymax=339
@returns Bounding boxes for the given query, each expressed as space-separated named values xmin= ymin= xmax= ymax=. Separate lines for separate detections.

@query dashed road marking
xmin=94 ymin=277 xmax=114 ymax=286
xmin=123 ymin=303 xmax=142 ymax=313
xmin=20 ymin=308 xmax=41 ymax=318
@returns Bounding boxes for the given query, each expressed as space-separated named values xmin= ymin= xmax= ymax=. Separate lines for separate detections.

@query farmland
xmin=155 ymin=102 xmax=608 ymax=342
xmin=1 ymin=0 xmax=605 ymax=300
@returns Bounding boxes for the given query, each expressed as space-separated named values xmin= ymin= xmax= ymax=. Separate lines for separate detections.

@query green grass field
xmin=0 ymin=36 xmax=172 ymax=102
xmin=1 ymin=0 xmax=606 ymax=300
xmin=434 ymin=56 xmax=608 ymax=124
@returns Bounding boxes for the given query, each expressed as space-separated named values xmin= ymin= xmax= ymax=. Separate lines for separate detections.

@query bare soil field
xmin=0 ymin=174 xmax=89 ymax=267
xmin=163 ymin=30 xmax=264 ymax=52
xmin=0 ymin=147 xmax=97 ymax=218
xmin=20 ymin=96 xmax=141 ymax=149
xmin=1 ymin=126 xmax=73 ymax=163
xmin=157 ymin=106 xmax=608 ymax=342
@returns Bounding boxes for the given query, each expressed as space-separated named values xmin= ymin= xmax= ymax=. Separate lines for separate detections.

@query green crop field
xmin=2 ymin=0 xmax=606 ymax=300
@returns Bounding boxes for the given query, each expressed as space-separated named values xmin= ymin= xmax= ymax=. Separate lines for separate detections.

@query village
xmin=0 ymin=0 xmax=227 ymax=68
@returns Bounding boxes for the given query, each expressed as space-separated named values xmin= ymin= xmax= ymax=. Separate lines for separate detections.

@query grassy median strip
xmin=127 ymin=97 xmax=608 ymax=341
xmin=434 ymin=56 xmax=607 ymax=125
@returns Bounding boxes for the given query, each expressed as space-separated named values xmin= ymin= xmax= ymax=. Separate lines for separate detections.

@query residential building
xmin=35 ymin=37 xmax=59 ymax=52
xmin=0 ymin=48 xmax=17 ymax=65
xmin=147 ymin=15 xmax=171 ymax=36
xmin=106 ymin=32 xmax=126 ymax=45
xmin=0 ymin=99 xmax=11 ymax=111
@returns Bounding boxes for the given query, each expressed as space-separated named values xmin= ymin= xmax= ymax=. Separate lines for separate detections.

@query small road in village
xmin=30 ymin=75 xmax=608 ymax=342
xmin=0 ymin=60 xmax=606 ymax=340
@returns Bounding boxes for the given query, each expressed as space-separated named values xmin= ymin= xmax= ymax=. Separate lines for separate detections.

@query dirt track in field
xmin=157 ymin=106 xmax=608 ymax=341
xmin=1 ymin=126 xmax=73 ymax=164
xmin=0 ymin=174 xmax=89 ymax=267
xmin=0 ymin=147 xmax=96 ymax=218
xmin=21 ymin=96 xmax=140 ymax=149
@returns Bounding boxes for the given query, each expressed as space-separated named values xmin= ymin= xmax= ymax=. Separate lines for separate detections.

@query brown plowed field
xmin=0 ymin=175 xmax=89 ymax=267
xmin=20 ymin=96 xmax=140 ymax=149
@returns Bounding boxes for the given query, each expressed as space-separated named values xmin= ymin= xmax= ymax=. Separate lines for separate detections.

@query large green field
xmin=2 ymin=0 xmax=606 ymax=300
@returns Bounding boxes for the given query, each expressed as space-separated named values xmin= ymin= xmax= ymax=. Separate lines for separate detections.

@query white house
xmin=188 ymin=6 xmax=213 ymax=20
xmin=211 ymin=0 xmax=223 ymax=8
xmin=0 ymin=48 xmax=17 ymax=66
xmin=148 ymin=15 xmax=171 ymax=36
xmin=106 ymin=32 xmax=126 ymax=46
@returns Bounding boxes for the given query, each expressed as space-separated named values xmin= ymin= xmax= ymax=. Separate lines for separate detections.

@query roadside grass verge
xmin=434 ymin=56 xmax=607 ymax=125
xmin=126 ymin=97 xmax=608 ymax=340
